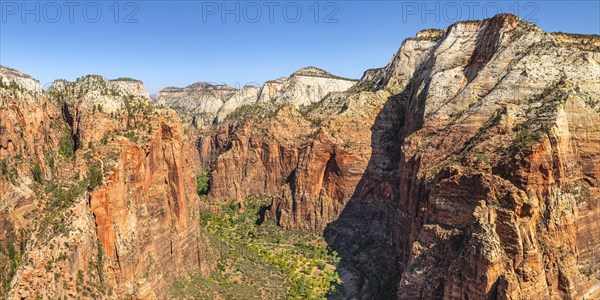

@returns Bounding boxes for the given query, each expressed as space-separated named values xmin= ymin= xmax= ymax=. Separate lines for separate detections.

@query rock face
xmin=215 ymin=85 xmax=261 ymax=123
xmin=257 ymin=67 xmax=358 ymax=106
xmin=50 ymin=75 xmax=151 ymax=114
xmin=197 ymin=14 xmax=600 ymax=299
xmin=157 ymin=67 xmax=357 ymax=128
xmin=0 ymin=69 xmax=208 ymax=298
xmin=85 ymin=107 xmax=205 ymax=299
xmin=384 ymin=15 xmax=600 ymax=299
xmin=0 ymin=66 xmax=42 ymax=93
xmin=156 ymin=82 xmax=239 ymax=127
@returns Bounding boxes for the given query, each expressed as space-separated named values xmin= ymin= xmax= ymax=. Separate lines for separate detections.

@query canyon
xmin=1 ymin=14 xmax=599 ymax=299
xmin=0 ymin=70 xmax=209 ymax=299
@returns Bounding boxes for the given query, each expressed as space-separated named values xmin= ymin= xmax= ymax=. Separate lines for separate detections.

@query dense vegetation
xmin=196 ymin=167 xmax=211 ymax=195
xmin=223 ymin=103 xmax=282 ymax=123
xmin=170 ymin=197 xmax=342 ymax=299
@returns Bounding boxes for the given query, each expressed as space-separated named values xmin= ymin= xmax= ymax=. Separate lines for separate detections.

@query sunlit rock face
xmin=156 ymin=67 xmax=357 ymax=128
xmin=0 ymin=70 xmax=208 ymax=299
xmin=257 ymin=67 xmax=358 ymax=106
xmin=0 ymin=66 xmax=42 ymax=93
xmin=196 ymin=14 xmax=600 ymax=299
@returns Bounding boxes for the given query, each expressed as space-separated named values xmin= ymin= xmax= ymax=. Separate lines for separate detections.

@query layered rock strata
xmin=197 ymin=14 xmax=600 ymax=299
xmin=0 ymin=70 xmax=208 ymax=299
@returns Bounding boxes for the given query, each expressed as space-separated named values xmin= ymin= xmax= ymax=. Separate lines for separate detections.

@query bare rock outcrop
xmin=158 ymin=67 xmax=357 ymax=128
xmin=197 ymin=14 xmax=600 ymax=299
xmin=156 ymin=82 xmax=238 ymax=127
xmin=214 ymin=85 xmax=260 ymax=123
xmin=49 ymin=75 xmax=151 ymax=114
xmin=0 ymin=72 xmax=208 ymax=299
xmin=0 ymin=66 xmax=42 ymax=93
xmin=257 ymin=67 xmax=357 ymax=106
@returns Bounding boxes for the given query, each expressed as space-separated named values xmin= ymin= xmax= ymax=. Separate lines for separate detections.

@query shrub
xmin=31 ymin=163 xmax=43 ymax=183
xmin=96 ymin=240 xmax=104 ymax=284
xmin=124 ymin=130 xmax=139 ymax=143
xmin=0 ymin=159 xmax=18 ymax=184
xmin=191 ymin=196 xmax=341 ymax=299
xmin=87 ymin=163 xmax=103 ymax=190
xmin=100 ymin=133 xmax=110 ymax=145
xmin=45 ymin=183 xmax=85 ymax=211
xmin=59 ymin=131 xmax=75 ymax=158
xmin=196 ymin=167 xmax=211 ymax=195
xmin=223 ymin=103 xmax=280 ymax=122
xmin=0 ymin=160 xmax=7 ymax=176
xmin=44 ymin=150 xmax=55 ymax=172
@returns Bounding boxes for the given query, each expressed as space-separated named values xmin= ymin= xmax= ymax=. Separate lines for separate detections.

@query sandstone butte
xmin=1 ymin=14 xmax=599 ymax=299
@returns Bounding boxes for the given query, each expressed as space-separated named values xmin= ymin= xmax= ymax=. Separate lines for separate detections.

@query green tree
xmin=31 ymin=163 xmax=43 ymax=183
xmin=196 ymin=167 xmax=211 ymax=195
xmin=59 ymin=131 xmax=75 ymax=158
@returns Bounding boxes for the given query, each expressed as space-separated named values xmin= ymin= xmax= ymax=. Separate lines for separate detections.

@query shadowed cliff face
xmin=326 ymin=14 xmax=600 ymax=299
xmin=197 ymin=14 xmax=600 ymax=299
xmin=322 ymin=92 xmax=408 ymax=299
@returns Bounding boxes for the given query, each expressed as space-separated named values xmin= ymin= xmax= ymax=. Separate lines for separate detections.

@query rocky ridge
xmin=0 ymin=66 xmax=42 ymax=94
xmin=257 ymin=67 xmax=357 ymax=106
xmin=0 ymin=69 xmax=209 ymax=298
xmin=49 ymin=75 xmax=151 ymax=114
xmin=156 ymin=67 xmax=357 ymax=128
xmin=195 ymin=14 xmax=600 ymax=299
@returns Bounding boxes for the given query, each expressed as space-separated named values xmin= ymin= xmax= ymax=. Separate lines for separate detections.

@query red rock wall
xmin=1 ymin=84 xmax=209 ymax=298
xmin=199 ymin=15 xmax=600 ymax=299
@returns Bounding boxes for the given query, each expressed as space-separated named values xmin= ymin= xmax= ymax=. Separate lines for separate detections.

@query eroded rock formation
xmin=157 ymin=66 xmax=357 ymax=128
xmin=197 ymin=14 xmax=600 ymax=299
xmin=1 ymin=13 xmax=598 ymax=300
xmin=0 ymin=71 xmax=208 ymax=299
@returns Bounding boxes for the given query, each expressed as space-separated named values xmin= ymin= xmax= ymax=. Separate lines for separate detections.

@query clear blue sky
xmin=1 ymin=1 xmax=598 ymax=93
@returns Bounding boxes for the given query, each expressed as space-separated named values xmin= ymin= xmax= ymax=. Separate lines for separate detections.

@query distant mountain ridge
xmin=155 ymin=66 xmax=358 ymax=127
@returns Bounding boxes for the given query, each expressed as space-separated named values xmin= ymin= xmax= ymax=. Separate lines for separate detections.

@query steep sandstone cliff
xmin=0 ymin=71 xmax=208 ymax=299
xmin=156 ymin=82 xmax=239 ymax=127
xmin=197 ymin=14 xmax=600 ymax=299
xmin=157 ymin=67 xmax=357 ymax=128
